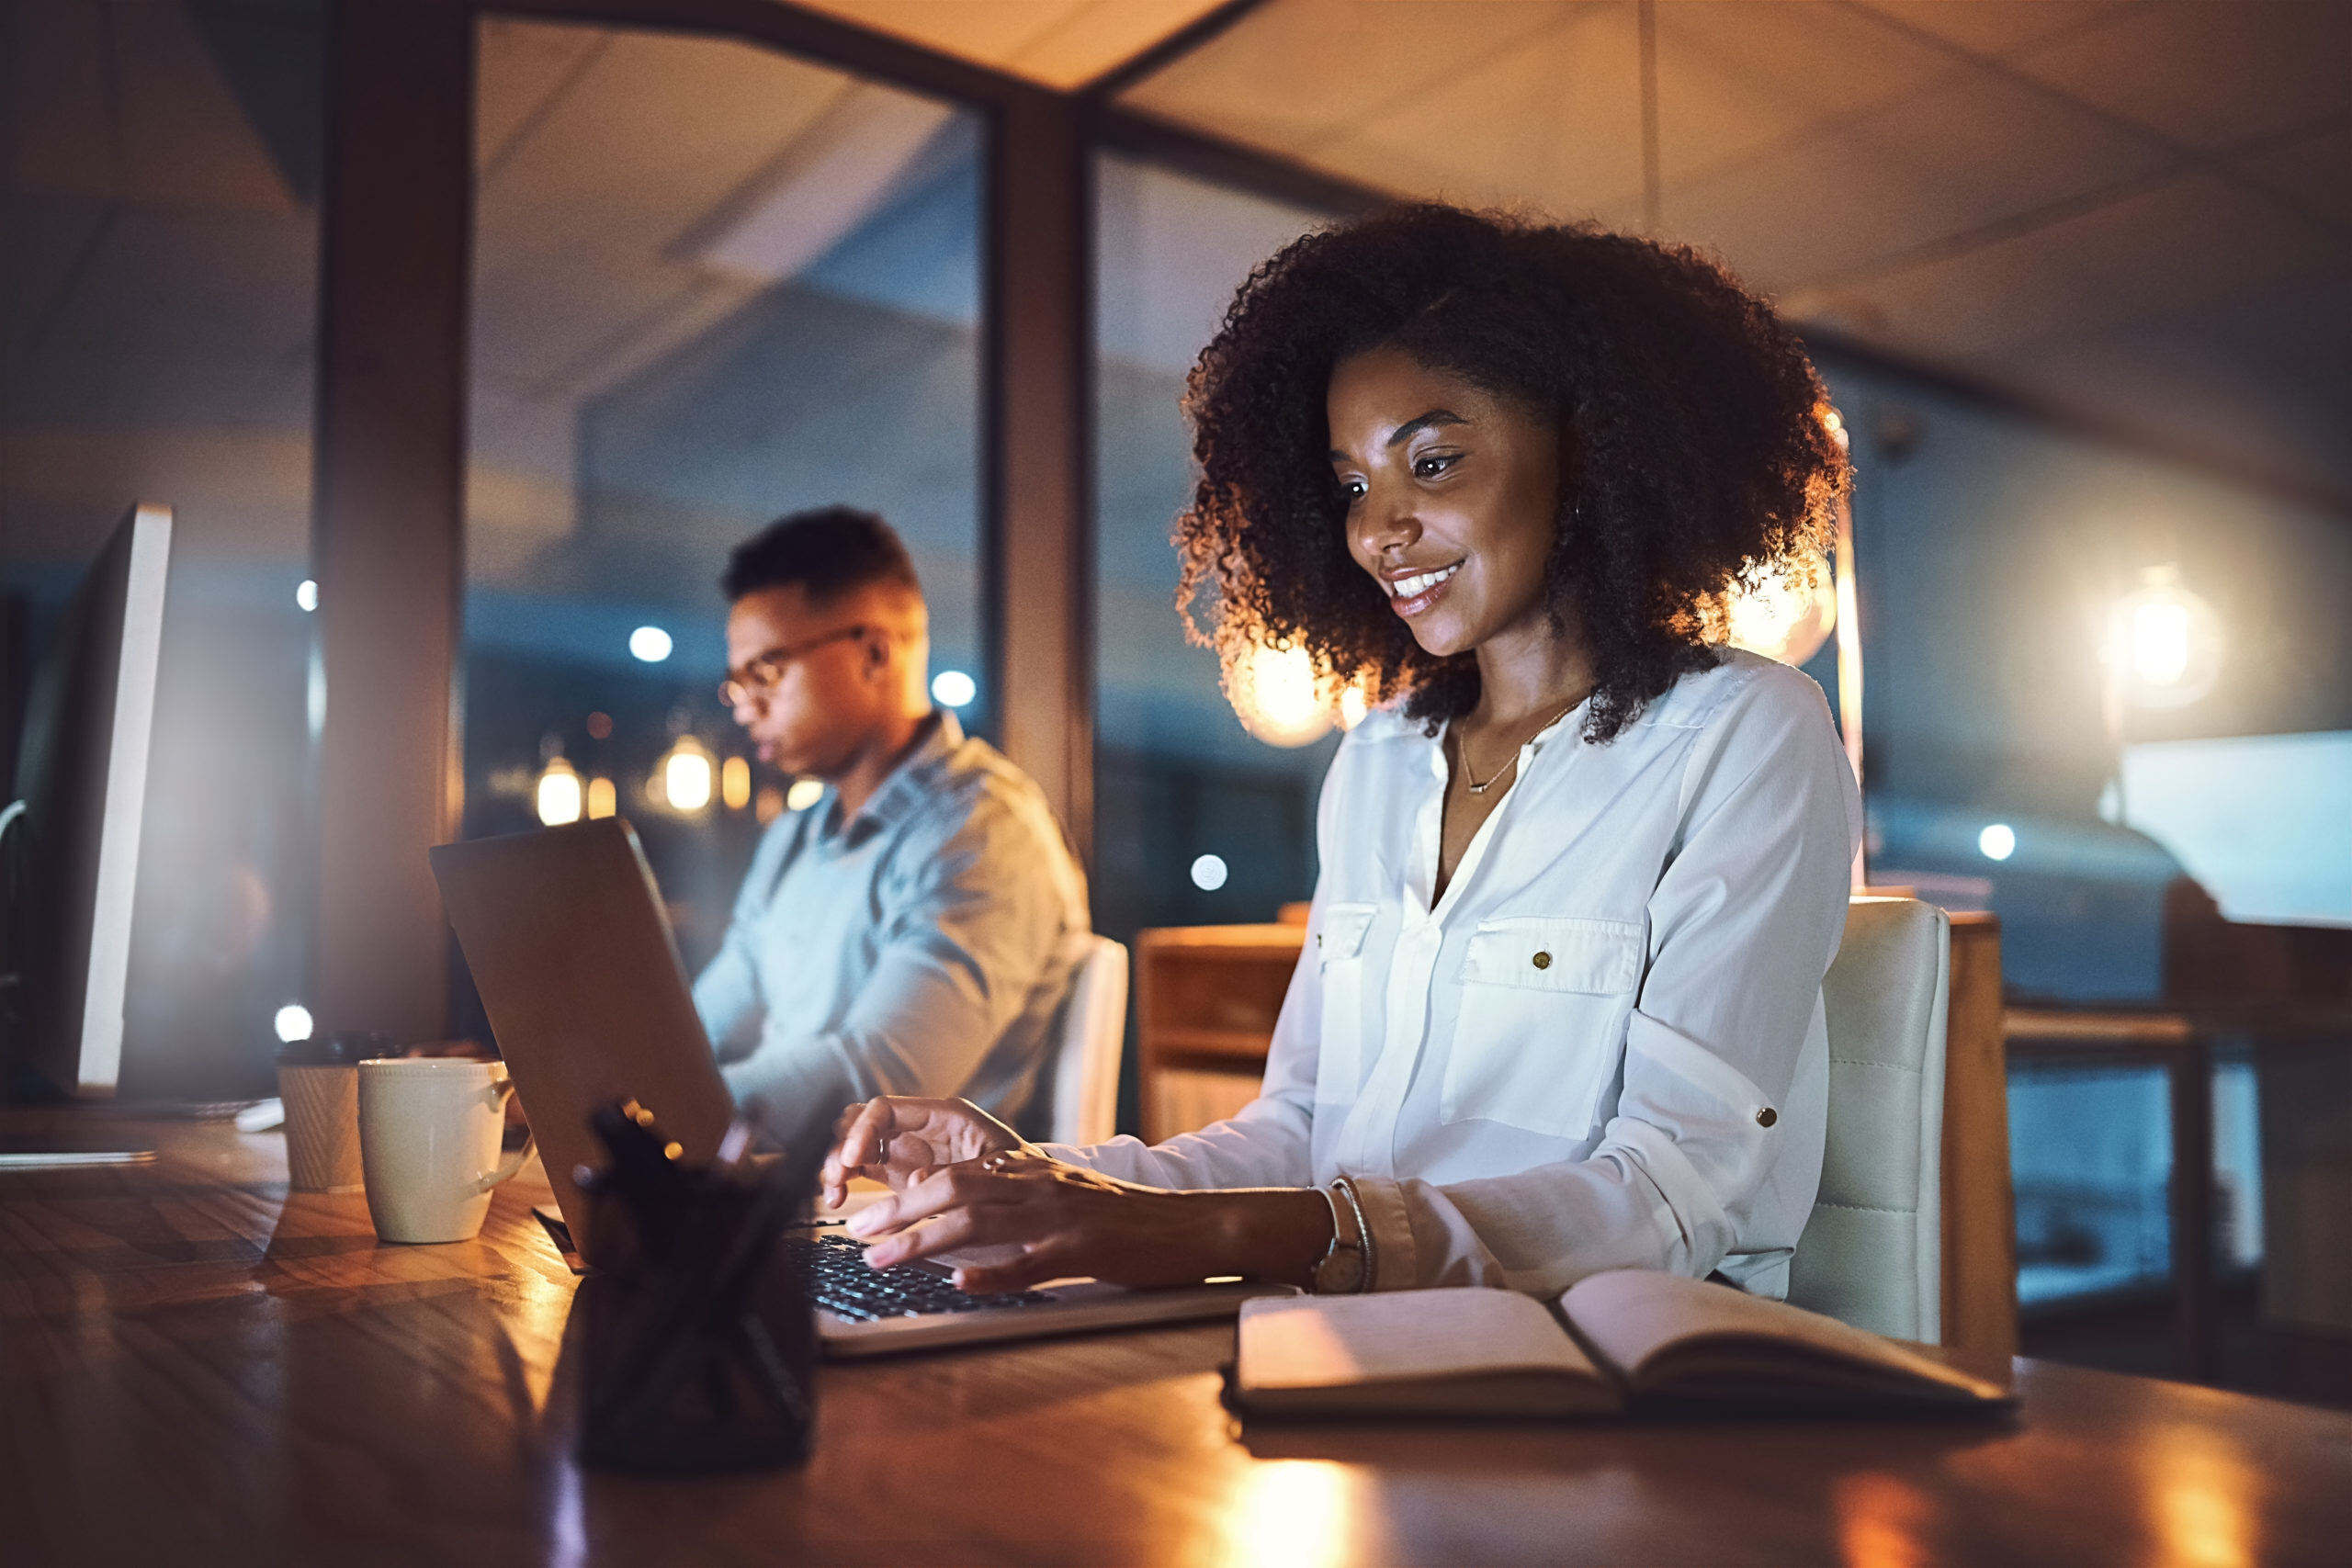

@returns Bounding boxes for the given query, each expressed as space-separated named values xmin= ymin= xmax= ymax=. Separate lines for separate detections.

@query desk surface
xmin=6 ymin=1112 xmax=2351 ymax=1567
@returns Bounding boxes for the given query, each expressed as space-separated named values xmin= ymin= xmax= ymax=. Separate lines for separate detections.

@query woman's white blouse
xmin=1048 ymin=649 xmax=1863 ymax=1300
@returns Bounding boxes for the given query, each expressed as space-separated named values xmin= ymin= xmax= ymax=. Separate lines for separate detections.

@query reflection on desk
xmin=5 ymin=1111 xmax=2351 ymax=1565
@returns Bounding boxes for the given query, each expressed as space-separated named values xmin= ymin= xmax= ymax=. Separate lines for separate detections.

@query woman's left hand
xmin=842 ymin=1151 xmax=1331 ymax=1295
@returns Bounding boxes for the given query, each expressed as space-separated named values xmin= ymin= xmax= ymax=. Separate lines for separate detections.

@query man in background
xmin=695 ymin=506 xmax=1091 ymax=1153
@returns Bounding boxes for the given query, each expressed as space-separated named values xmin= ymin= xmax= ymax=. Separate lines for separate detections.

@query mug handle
xmin=475 ymin=1076 xmax=537 ymax=1192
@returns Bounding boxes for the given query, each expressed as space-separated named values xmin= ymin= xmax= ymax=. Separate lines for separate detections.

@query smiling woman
xmin=827 ymin=204 xmax=1861 ymax=1306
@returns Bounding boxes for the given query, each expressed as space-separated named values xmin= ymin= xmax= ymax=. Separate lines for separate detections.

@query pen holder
xmin=575 ymin=1102 xmax=818 ymax=1473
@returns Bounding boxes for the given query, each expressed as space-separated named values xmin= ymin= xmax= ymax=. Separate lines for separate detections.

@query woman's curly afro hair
xmin=1175 ymin=204 xmax=1849 ymax=744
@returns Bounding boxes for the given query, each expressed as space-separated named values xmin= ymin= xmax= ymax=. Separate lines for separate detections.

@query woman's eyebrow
xmin=1388 ymin=409 xmax=1467 ymax=447
xmin=1329 ymin=408 xmax=1470 ymax=464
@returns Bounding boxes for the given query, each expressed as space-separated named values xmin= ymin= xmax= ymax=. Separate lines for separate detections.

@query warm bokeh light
xmin=274 ymin=1003 xmax=312 ymax=1043
xmin=584 ymin=710 xmax=612 ymax=740
xmin=754 ymin=784 xmax=785 ymax=824
xmin=1979 ymin=822 xmax=2017 ymax=862
xmin=1338 ymin=682 xmax=1370 ymax=730
xmin=1832 ymin=1472 xmax=1934 ymax=1568
xmin=1224 ymin=1461 xmax=1360 ymax=1568
xmin=2104 ymin=565 xmax=2222 ymax=710
xmin=2132 ymin=600 xmax=2192 ymax=687
xmin=535 ymin=757 xmax=582 ymax=826
xmin=660 ymin=739 xmax=713 ymax=812
xmin=1724 ymin=547 xmax=1838 ymax=667
xmin=1225 ymin=639 xmax=1334 ymax=748
xmin=786 ymin=777 xmax=826 ymax=812
xmin=294 ymin=578 xmax=317 ymax=612
xmin=585 ymin=775 xmax=616 ymax=819
xmin=628 ymin=625 xmax=673 ymax=663
xmin=2145 ymin=1423 xmax=2256 ymax=1568
xmin=721 ymin=755 xmax=752 ymax=810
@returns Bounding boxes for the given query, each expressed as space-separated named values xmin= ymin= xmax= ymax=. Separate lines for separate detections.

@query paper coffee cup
xmin=277 ymin=1064 xmax=364 ymax=1191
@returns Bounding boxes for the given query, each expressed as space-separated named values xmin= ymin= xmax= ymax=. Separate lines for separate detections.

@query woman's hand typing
xmin=820 ymin=1097 xmax=1334 ymax=1294
xmin=819 ymin=1095 xmax=1027 ymax=1211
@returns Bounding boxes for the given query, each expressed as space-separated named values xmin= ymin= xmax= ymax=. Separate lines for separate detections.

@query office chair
xmin=1787 ymin=897 xmax=1952 ymax=1343
xmin=1046 ymin=935 xmax=1128 ymax=1146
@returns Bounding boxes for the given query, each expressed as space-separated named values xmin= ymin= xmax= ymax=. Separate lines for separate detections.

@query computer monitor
xmin=2 ymin=503 xmax=173 ymax=1098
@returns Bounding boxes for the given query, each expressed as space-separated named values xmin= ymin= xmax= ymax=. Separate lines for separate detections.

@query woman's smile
xmin=1382 ymin=558 xmax=1464 ymax=616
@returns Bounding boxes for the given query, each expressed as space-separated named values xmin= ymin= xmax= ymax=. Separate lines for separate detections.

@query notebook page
xmin=1238 ymin=1288 xmax=1600 ymax=1392
xmin=1560 ymin=1269 xmax=2000 ymax=1398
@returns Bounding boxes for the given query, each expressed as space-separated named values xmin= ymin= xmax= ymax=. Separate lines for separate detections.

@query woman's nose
xmin=1354 ymin=489 xmax=1420 ymax=561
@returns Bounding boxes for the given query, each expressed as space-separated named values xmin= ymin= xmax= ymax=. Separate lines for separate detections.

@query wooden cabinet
xmin=1133 ymin=923 xmax=1305 ymax=1144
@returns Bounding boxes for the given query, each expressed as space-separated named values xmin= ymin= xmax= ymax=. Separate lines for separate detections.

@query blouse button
xmin=1755 ymin=1107 xmax=1778 ymax=1128
xmin=1531 ymin=951 xmax=1552 ymax=970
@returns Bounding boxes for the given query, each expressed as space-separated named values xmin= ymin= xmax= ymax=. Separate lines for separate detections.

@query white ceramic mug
xmin=356 ymin=1057 xmax=534 ymax=1244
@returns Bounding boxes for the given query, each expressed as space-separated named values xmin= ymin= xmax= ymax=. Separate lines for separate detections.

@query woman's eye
xmin=1338 ymin=476 xmax=1367 ymax=501
xmin=1413 ymin=453 xmax=1459 ymax=479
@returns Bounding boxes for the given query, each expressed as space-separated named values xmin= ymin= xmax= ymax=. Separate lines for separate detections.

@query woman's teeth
xmin=1386 ymin=563 xmax=1462 ymax=598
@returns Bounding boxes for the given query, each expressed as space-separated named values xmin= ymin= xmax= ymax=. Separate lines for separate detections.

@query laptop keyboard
xmin=783 ymin=1230 xmax=1054 ymax=1322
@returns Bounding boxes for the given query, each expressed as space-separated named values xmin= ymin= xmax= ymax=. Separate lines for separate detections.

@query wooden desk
xmin=8 ymin=1113 xmax=2352 ymax=1566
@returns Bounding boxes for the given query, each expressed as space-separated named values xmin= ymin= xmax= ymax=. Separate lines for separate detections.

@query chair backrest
xmin=1787 ymin=897 xmax=1951 ymax=1343
xmin=1046 ymin=935 xmax=1128 ymax=1146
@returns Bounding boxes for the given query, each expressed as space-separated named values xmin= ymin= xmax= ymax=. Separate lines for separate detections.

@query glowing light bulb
xmin=536 ymin=757 xmax=582 ymax=826
xmin=786 ymin=777 xmax=826 ymax=812
xmin=628 ymin=626 xmax=673 ymax=663
xmin=662 ymin=739 xmax=713 ymax=811
xmin=1191 ymin=853 xmax=1229 ymax=891
xmin=274 ymin=1004 xmax=313 ymax=1043
xmin=1227 ymin=640 xmax=1334 ymax=748
xmin=2105 ymin=567 xmax=2222 ymax=710
xmin=932 ymin=670 xmax=977 ymax=708
xmin=721 ymin=755 xmax=752 ymax=810
xmin=585 ymin=776 xmax=616 ymax=819
xmin=1979 ymin=823 xmax=2016 ymax=862
xmin=2132 ymin=601 xmax=2192 ymax=687
xmin=295 ymin=579 xmax=318 ymax=613
xmin=1724 ymin=548 xmax=1838 ymax=666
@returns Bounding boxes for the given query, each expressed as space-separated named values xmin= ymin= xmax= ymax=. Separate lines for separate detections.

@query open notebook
xmin=1234 ymin=1269 xmax=2012 ymax=1418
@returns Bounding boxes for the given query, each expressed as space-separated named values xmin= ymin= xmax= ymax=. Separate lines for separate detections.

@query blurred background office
xmin=5 ymin=0 xmax=2348 ymax=1397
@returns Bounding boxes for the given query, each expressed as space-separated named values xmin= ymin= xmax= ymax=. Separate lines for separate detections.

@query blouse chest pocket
xmin=1442 ymin=916 xmax=1645 ymax=1140
xmin=1311 ymin=902 xmax=1378 ymax=1106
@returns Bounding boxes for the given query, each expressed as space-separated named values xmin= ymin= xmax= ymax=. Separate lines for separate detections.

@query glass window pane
xmin=1091 ymin=152 xmax=1338 ymax=943
xmin=462 ymin=17 xmax=983 ymax=979
xmin=3 ymin=0 xmax=324 ymax=1097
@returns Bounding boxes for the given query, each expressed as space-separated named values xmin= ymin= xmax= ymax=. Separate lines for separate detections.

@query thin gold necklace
xmin=1457 ymin=696 xmax=1581 ymax=795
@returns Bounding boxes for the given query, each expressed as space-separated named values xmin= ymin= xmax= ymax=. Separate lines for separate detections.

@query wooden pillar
xmin=984 ymin=89 xmax=1092 ymax=859
xmin=310 ymin=0 xmax=470 ymax=1042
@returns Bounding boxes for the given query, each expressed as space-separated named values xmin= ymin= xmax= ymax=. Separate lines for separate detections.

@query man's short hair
xmin=721 ymin=506 xmax=922 ymax=604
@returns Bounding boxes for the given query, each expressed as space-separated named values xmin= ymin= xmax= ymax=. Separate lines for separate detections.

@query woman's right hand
xmin=819 ymin=1096 xmax=1029 ymax=1211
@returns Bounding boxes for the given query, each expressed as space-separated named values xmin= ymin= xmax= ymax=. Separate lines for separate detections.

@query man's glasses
xmin=718 ymin=624 xmax=876 ymax=707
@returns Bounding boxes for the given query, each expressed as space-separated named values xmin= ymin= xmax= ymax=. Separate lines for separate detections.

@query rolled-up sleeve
xmin=1349 ymin=678 xmax=1860 ymax=1296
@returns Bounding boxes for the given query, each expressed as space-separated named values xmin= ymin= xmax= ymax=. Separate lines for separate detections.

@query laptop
xmin=429 ymin=818 xmax=1288 ymax=1357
